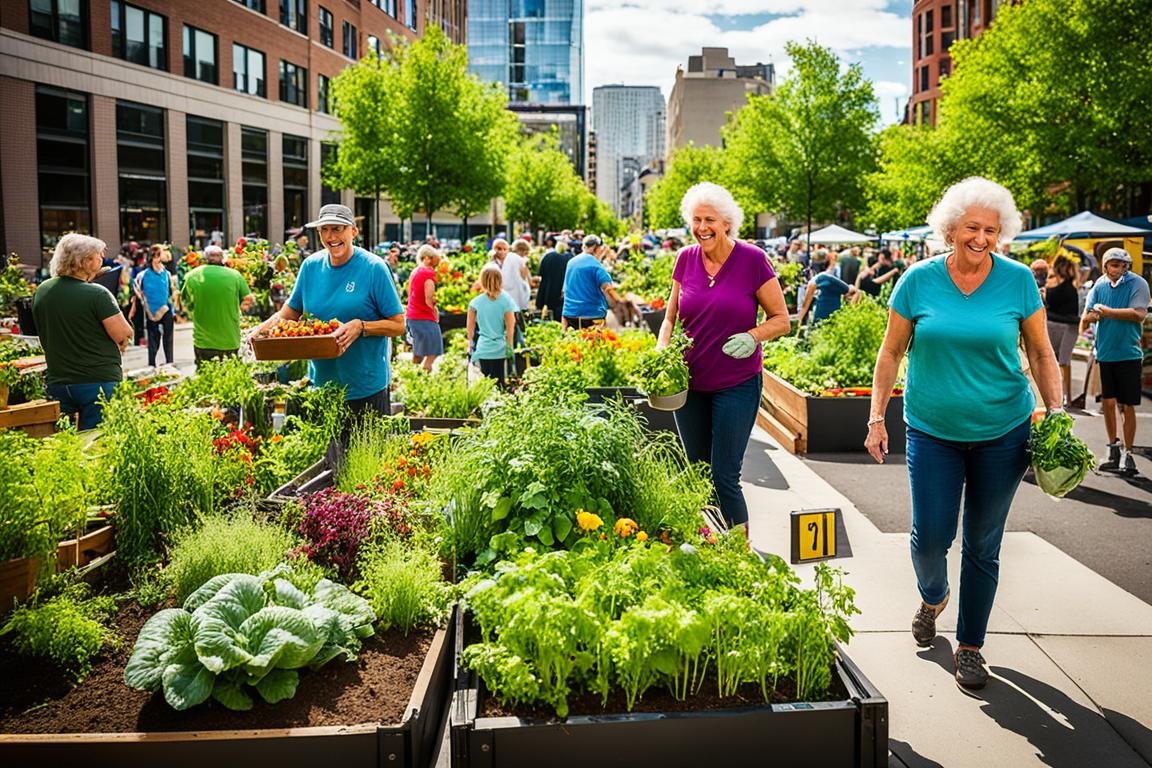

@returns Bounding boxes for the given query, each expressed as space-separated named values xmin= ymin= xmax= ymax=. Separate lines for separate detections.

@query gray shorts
xmin=1046 ymin=321 xmax=1078 ymax=366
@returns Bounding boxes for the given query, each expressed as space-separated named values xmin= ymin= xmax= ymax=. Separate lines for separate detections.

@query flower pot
xmin=646 ymin=390 xmax=687 ymax=411
xmin=0 ymin=556 xmax=40 ymax=616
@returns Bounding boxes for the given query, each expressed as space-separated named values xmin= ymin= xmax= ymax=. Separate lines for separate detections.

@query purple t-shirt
xmin=673 ymin=240 xmax=775 ymax=392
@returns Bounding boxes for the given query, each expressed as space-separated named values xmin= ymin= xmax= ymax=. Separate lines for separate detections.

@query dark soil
xmin=480 ymin=669 xmax=851 ymax=721
xmin=0 ymin=600 xmax=435 ymax=734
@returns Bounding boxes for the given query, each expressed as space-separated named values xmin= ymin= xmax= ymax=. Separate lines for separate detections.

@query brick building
xmin=0 ymin=0 xmax=467 ymax=268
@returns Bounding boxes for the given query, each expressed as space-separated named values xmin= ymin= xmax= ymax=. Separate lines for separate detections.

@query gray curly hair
xmin=927 ymin=177 xmax=1023 ymax=246
xmin=49 ymin=233 xmax=106 ymax=278
xmin=680 ymin=182 xmax=744 ymax=237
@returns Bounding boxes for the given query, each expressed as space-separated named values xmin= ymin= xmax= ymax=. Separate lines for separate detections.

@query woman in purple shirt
xmin=657 ymin=183 xmax=791 ymax=530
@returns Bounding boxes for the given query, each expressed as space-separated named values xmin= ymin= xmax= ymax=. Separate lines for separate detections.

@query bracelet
xmin=358 ymin=319 xmax=366 ymax=338
xmin=1046 ymin=407 xmax=1065 ymax=415
xmin=866 ymin=415 xmax=886 ymax=427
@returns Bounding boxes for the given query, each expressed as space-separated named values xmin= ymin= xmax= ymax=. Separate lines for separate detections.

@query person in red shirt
xmin=406 ymin=244 xmax=443 ymax=372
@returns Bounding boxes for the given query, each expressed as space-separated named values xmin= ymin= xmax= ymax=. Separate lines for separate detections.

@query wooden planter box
xmin=251 ymin=335 xmax=341 ymax=361
xmin=0 ymin=399 xmax=60 ymax=438
xmin=584 ymin=387 xmax=680 ymax=443
xmin=450 ymin=611 xmax=888 ymax=768
xmin=55 ymin=525 xmax=114 ymax=572
xmin=404 ymin=417 xmax=481 ymax=432
xmin=0 ymin=556 xmax=40 ymax=616
xmin=759 ymin=372 xmax=905 ymax=455
xmin=0 ymin=613 xmax=457 ymax=768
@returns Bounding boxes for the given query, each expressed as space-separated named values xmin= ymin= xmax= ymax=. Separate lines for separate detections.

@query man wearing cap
xmin=560 ymin=234 xmax=625 ymax=330
xmin=1081 ymin=247 xmax=1149 ymax=476
xmin=252 ymin=204 xmax=405 ymax=414
xmin=182 ymin=244 xmax=254 ymax=363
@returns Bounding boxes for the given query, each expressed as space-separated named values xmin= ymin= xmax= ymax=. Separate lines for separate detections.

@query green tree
xmin=934 ymin=0 xmax=1152 ymax=216
xmin=504 ymin=133 xmax=584 ymax=234
xmin=723 ymin=41 xmax=879 ymax=237
xmin=860 ymin=123 xmax=948 ymax=232
xmin=644 ymin=144 xmax=725 ymax=230
xmin=577 ymin=192 xmax=626 ymax=239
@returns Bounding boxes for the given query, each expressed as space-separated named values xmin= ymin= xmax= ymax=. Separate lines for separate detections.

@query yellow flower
xmin=635 ymin=531 xmax=648 ymax=543
xmin=576 ymin=509 xmax=604 ymax=532
xmin=613 ymin=517 xmax=639 ymax=538
xmin=411 ymin=432 xmax=436 ymax=447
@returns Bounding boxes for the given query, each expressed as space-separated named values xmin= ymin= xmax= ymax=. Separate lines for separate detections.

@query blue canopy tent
xmin=1014 ymin=210 xmax=1150 ymax=240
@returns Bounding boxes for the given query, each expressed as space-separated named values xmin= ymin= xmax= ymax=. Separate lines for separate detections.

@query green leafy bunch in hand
xmin=1028 ymin=411 xmax=1094 ymax=498
xmin=633 ymin=330 xmax=691 ymax=397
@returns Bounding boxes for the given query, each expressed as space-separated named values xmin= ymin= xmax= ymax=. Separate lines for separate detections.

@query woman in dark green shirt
xmin=32 ymin=233 xmax=133 ymax=430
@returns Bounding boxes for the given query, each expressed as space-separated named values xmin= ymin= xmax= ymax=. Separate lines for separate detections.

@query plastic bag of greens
xmin=1028 ymin=411 xmax=1094 ymax=498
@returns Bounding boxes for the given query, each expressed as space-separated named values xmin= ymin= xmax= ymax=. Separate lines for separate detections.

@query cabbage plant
xmin=124 ymin=565 xmax=375 ymax=710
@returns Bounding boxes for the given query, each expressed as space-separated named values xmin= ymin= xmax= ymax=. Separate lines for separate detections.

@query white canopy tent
xmin=1015 ymin=210 xmax=1151 ymax=240
xmin=804 ymin=224 xmax=875 ymax=244
xmin=880 ymin=225 xmax=933 ymax=242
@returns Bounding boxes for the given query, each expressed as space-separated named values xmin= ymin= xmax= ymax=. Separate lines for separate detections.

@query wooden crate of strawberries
xmin=251 ymin=317 xmax=344 ymax=360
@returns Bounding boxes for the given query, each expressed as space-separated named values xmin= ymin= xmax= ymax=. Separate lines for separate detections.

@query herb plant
xmin=0 ymin=581 xmax=118 ymax=683
xmin=1029 ymin=411 xmax=1094 ymax=497
xmin=295 ymin=489 xmax=412 ymax=581
xmin=632 ymin=330 xmax=691 ymax=396
xmin=164 ymin=514 xmax=299 ymax=603
xmin=355 ymin=538 xmax=453 ymax=634
xmin=392 ymin=359 xmax=497 ymax=419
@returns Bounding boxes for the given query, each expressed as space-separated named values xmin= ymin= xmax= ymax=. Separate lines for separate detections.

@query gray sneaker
xmin=1099 ymin=441 xmax=1122 ymax=472
xmin=1121 ymin=452 xmax=1138 ymax=477
xmin=954 ymin=648 xmax=989 ymax=690
xmin=912 ymin=591 xmax=949 ymax=647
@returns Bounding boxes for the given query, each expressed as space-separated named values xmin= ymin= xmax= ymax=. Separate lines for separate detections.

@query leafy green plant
xmin=1029 ymin=411 xmax=1094 ymax=497
xmin=632 ymin=330 xmax=691 ymax=396
xmin=336 ymin=413 xmax=416 ymax=494
xmin=164 ymin=514 xmax=300 ymax=603
xmin=355 ymin=538 xmax=453 ymax=634
xmin=0 ymin=581 xmax=118 ymax=683
xmin=124 ymin=565 xmax=376 ymax=711
xmin=393 ymin=359 xmax=496 ymax=419
xmin=0 ymin=253 xmax=33 ymax=316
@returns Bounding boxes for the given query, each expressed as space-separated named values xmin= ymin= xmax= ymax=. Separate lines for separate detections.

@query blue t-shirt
xmin=812 ymin=272 xmax=851 ymax=323
xmin=469 ymin=291 xmax=517 ymax=360
xmin=139 ymin=267 xmax=172 ymax=313
xmin=287 ymin=246 xmax=403 ymax=400
xmin=890 ymin=254 xmax=1042 ymax=442
xmin=561 ymin=253 xmax=613 ymax=318
xmin=1084 ymin=271 xmax=1150 ymax=362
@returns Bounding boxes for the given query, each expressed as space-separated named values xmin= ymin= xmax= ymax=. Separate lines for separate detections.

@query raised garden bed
xmin=449 ymin=610 xmax=888 ymax=768
xmin=0 ymin=604 xmax=457 ymax=768
xmin=584 ymin=387 xmax=680 ymax=442
xmin=759 ymin=372 xmax=905 ymax=455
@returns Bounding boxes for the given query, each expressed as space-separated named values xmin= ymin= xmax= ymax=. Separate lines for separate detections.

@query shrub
xmin=0 ymin=582 xmax=117 ymax=683
xmin=356 ymin=538 xmax=453 ymax=634
xmin=164 ymin=514 xmax=298 ymax=603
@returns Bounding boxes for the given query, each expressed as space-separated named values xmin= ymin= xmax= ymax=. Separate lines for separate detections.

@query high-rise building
xmin=467 ymin=0 xmax=583 ymax=106
xmin=666 ymin=47 xmax=773 ymax=151
xmin=909 ymin=0 xmax=1021 ymax=126
xmin=0 ymin=0 xmax=470 ymax=266
xmin=591 ymin=85 xmax=664 ymax=215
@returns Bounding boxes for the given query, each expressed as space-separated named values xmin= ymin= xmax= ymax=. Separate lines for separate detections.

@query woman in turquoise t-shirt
xmin=466 ymin=265 xmax=516 ymax=387
xmin=864 ymin=177 xmax=1062 ymax=692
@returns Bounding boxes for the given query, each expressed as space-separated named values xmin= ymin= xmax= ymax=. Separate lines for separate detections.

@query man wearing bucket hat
xmin=252 ymin=204 xmax=404 ymax=414
xmin=1080 ymin=247 xmax=1149 ymax=476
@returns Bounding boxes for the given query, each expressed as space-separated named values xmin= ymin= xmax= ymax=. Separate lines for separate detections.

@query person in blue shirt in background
xmin=133 ymin=244 xmax=176 ymax=367
xmin=1081 ymin=247 xmax=1149 ymax=476
xmin=466 ymin=264 xmax=517 ymax=388
xmin=560 ymin=234 xmax=625 ymax=330
xmin=795 ymin=248 xmax=859 ymax=328
xmin=865 ymin=176 xmax=1062 ymax=692
xmin=252 ymin=204 xmax=404 ymax=415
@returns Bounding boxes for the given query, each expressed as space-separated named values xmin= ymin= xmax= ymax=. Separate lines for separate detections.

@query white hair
xmin=927 ymin=176 xmax=1023 ymax=245
xmin=416 ymin=244 xmax=440 ymax=263
xmin=680 ymin=182 xmax=744 ymax=236
xmin=50 ymin=233 xmax=105 ymax=278
xmin=203 ymin=244 xmax=225 ymax=261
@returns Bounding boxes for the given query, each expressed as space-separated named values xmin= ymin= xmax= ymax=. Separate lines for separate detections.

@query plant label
xmin=790 ymin=508 xmax=838 ymax=563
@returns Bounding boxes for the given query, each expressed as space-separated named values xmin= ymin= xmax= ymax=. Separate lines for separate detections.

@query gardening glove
xmin=721 ymin=332 xmax=757 ymax=359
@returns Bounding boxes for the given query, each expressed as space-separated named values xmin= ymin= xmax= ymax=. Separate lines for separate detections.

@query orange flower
xmin=270 ymin=434 xmax=283 ymax=444
xmin=613 ymin=518 xmax=639 ymax=538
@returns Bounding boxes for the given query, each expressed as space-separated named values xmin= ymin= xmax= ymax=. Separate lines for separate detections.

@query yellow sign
xmin=790 ymin=508 xmax=838 ymax=563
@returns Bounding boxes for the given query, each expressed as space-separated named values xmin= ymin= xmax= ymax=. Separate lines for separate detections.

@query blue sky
xmin=585 ymin=0 xmax=912 ymax=126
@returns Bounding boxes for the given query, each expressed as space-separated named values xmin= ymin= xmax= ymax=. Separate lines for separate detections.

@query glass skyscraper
xmin=468 ymin=0 xmax=584 ymax=106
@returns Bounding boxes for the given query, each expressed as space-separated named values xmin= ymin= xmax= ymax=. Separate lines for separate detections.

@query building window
xmin=915 ymin=13 xmax=922 ymax=59
xmin=367 ymin=35 xmax=381 ymax=59
xmin=233 ymin=43 xmax=266 ymax=97
xmin=234 ymin=0 xmax=265 ymax=12
xmin=187 ymin=116 xmax=225 ymax=247
xmin=116 ymin=100 xmax=167 ymax=244
xmin=925 ymin=31 xmax=934 ymax=56
xmin=279 ymin=0 xmax=305 ymax=34
xmin=36 ymin=85 xmax=91 ymax=251
xmin=342 ymin=20 xmax=357 ymax=58
xmin=941 ymin=31 xmax=956 ymax=50
xmin=919 ymin=65 xmax=929 ymax=93
xmin=283 ymin=134 xmax=308 ymax=233
xmin=111 ymin=1 xmax=166 ymax=70
xmin=939 ymin=59 xmax=951 ymax=79
xmin=279 ymin=60 xmax=308 ymax=108
xmin=919 ymin=101 xmax=931 ymax=126
xmin=941 ymin=3 xmax=953 ymax=28
xmin=183 ymin=25 xmax=217 ymax=84
xmin=380 ymin=0 xmax=397 ymax=18
xmin=405 ymin=0 xmax=416 ymax=30
xmin=320 ymin=143 xmax=340 ymax=205
xmin=241 ymin=127 xmax=267 ymax=237
xmin=317 ymin=73 xmax=330 ymax=114
xmin=29 ymin=0 xmax=88 ymax=49
xmin=318 ymin=6 xmax=333 ymax=47
xmin=925 ymin=9 xmax=934 ymax=33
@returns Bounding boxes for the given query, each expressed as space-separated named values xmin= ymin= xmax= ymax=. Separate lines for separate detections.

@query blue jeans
xmin=674 ymin=374 xmax=762 ymax=528
xmin=906 ymin=418 xmax=1031 ymax=648
xmin=46 ymin=381 xmax=119 ymax=431
xmin=146 ymin=311 xmax=174 ymax=367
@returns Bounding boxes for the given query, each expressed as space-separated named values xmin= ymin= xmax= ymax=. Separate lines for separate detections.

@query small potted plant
xmin=633 ymin=330 xmax=691 ymax=411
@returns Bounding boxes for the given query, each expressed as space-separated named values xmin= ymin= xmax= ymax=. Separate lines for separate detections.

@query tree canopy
xmin=504 ymin=132 xmax=585 ymax=235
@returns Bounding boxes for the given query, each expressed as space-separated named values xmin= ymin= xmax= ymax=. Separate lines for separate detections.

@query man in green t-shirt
xmin=181 ymin=245 xmax=254 ymax=363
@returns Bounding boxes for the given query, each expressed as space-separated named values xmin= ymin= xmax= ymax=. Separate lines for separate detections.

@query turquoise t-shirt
xmin=469 ymin=291 xmax=516 ymax=360
xmin=1084 ymin=271 xmax=1150 ymax=362
xmin=890 ymin=254 xmax=1042 ymax=442
xmin=561 ymin=253 xmax=612 ymax=318
xmin=287 ymin=246 xmax=403 ymax=400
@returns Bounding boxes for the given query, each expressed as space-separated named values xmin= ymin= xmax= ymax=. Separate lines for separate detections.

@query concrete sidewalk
xmin=744 ymin=428 xmax=1152 ymax=768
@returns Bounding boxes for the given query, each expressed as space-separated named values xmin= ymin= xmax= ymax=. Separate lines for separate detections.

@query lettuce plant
xmin=124 ymin=565 xmax=375 ymax=711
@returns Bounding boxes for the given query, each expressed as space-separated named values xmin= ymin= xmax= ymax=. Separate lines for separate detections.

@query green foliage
xmin=644 ymin=145 xmax=726 ymax=230
xmin=633 ymin=330 xmax=690 ymax=397
xmin=1029 ymin=411 xmax=1094 ymax=498
xmin=124 ymin=566 xmax=376 ymax=711
xmin=762 ymin=297 xmax=890 ymax=394
xmin=335 ymin=414 xmax=417 ymax=494
xmin=0 ymin=253 xmax=33 ymax=315
xmin=164 ymin=514 xmax=300 ymax=603
xmin=504 ymin=133 xmax=585 ymax=234
xmin=393 ymin=358 xmax=497 ymax=419
xmin=615 ymin=251 xmax=676 ymax=303
xmin=723 ymin=41 xmax=879 ymax=233
xmin=0 ymin=582 xmax=118 ymax=683
xmin=355 ymin=538 xmax=453 ymax=634
xmin=460 ymin=542 xmax=858 ymax=716
xmin=861 ymin=124 xmax=948 ymax=233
